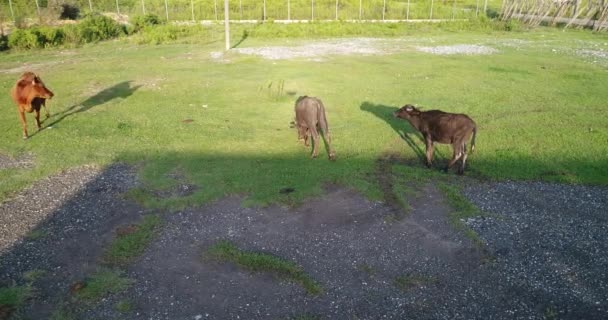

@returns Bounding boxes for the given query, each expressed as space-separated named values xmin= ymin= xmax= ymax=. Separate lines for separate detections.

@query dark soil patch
xmin=80 ymin=183 xmax=488 ymax=319
xmin=0 ymin=164 xmax=149 ymax=319
xmin=1 ymin=162 xmax=607 ymax=319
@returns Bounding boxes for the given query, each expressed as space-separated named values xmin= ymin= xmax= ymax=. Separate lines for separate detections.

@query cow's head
xmin=29 ymin=75 xmax=54 ymax=100
xmin=393 ymin=104 xmax=420 ymax=120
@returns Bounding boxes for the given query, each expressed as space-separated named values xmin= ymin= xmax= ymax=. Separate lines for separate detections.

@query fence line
xmin=1 ymin=0 xmax=495 ymax=23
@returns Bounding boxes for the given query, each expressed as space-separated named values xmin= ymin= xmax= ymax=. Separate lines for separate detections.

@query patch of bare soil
xmin=2 ymin=162 xmax=606 ymax=319
xmin=82 ymin=182 xmax=489 ymax=319
xmin=0 ymin=153 xmax=34 ymax=170
xmin=0 ymin=164 xmax=148 ymax=319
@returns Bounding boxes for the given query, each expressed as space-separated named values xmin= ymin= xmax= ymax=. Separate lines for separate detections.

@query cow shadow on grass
xmin=43 ymin=81 xmax=141 ymax=130
xmin=360 ymin=101 xmax=448 ymax=165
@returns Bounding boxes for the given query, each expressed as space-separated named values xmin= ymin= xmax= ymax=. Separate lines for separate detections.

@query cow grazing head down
xmin=294 ymin=96 xmax=336 ymax=161
xmin=10 ymin=72 xmax=55 ymax=139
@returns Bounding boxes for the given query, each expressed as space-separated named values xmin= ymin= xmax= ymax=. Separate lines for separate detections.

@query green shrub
xmin=8 ymin=26 xmax=66 ymax=49
xmin=77 ymin=13 xmax=125 ymax=43
xmin=135 ymin=24 xmax=208 ymax=45
xmin=8 ymin=28 xmax=42 ymax=49
xmin=131 ymin=14 xmax=164 ymax=32
xmin=37 ymin=26 xmax=65 ymax=46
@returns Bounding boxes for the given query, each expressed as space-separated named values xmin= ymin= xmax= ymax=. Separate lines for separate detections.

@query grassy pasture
xmin=0 ymin=24 xmax=607 ymax=208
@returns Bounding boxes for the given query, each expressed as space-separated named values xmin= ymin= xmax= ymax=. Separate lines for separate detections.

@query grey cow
xmin=294 ymin=96 xmax=336 ymax=161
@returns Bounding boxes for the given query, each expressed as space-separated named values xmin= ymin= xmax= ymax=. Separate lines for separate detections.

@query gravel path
xmin=1 ymin=162 xmax=607 ymax=319
xmin=0 ymin=164 xmax=146 ymax=319
xmin=463 ymin=181 xmax=608 ymax=319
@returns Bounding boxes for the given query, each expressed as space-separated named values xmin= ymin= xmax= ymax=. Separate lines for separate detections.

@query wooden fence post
xmin=8 ymin=0 xmax=15 ymax=21
xmin=336 ymin=0 xmax=339 ymax=20
xmin=191 ymin=0 xmax=194 ymax=20
xmin=164 ymin=0 xmax=169 ymax=20
xmin=383 ymin=0 xmax=386 ymax=20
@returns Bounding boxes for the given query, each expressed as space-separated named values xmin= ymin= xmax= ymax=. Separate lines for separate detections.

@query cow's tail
xmin=470 ymin=126 xmax=477 ymax=154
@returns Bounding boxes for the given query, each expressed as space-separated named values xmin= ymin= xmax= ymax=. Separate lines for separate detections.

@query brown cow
xmin=294 ymin=96 xmax=336 ymax=160
xmin=394 ymin=104 xmax=476 ymax=175
xmin=10 ymin=72 xmax=54 ymax=139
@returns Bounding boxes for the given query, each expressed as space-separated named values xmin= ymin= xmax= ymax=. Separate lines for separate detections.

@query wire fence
xmin=1 ymin=0 xmax=499 ymax=23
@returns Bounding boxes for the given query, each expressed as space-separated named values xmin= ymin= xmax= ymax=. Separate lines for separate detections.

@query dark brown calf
xmin=394 ymin=104 xmax=476 ymax=174
xmin=294 ymin=96 xmax=336 ymax=160
xmin=10 ymin=72 xmax=55 ymax=139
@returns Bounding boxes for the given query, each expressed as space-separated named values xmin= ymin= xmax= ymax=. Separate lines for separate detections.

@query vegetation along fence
xmin=501 ymin=0 xmax=608 ymax=31
xmin=1 ymin=0 xmax=500 ymax=23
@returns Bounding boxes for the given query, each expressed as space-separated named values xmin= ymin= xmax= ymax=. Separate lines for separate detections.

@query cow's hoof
xmin=328 ymin=153 xmax=336 ymax=161
xmin=22 ymin=136 xmax=28 ymax=140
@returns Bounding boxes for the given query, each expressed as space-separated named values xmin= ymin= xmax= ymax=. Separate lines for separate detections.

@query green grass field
xmin=1 ymin=23 xmax=607 ymax=208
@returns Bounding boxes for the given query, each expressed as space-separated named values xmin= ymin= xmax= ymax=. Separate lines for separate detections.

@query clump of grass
xmin=23 ymin=269 xmax=47 ymax=282
xmin=115 ymin=299 xmax=134 ymax=313
xmin=394 ymin=274 xmax=438 ymax=291
xmin=0 ymin=285 xmax=32 ymax=309
xmin=76 ymin=269 xmax=134 ymax=301
xmin=438 ymin=182 xmax=484 ymax=246
xmin=206 ymin=240 xmax=322 ymax=295
xmin=103 ymin=214 xmax=162 ymax=266
xmin=357 ymin=263 xmax=376 ymax=277
xmin=25 ymin=229 xmax=47 ymax=241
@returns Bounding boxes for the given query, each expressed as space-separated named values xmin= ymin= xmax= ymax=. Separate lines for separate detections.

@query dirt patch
xmin=0 ymin=62 xmax=60 ymax=74
xmin=0 ymin=153 xmax=35 ymax=170
xmin=2 ymin=159 xmax=607 ymax=319
xmin=0 ymin=164 xmax=148 ymax=319
xmin=233 ymin=38 xmax=384 ymax=60
xmin=80 ymin=183 xmax=489 ymax=319
xmin=415 ymin=44 xmax=498 ymax=55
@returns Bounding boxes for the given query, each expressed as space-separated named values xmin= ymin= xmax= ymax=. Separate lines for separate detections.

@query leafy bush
xmin=8 ymin=28 xmax=42 ymax=49
xmin=135 ymin=24 xmax=209 ymax=45
xmin=8 ymin=26 xmax=65 ymax=49
xmin=60 ymin=3 xmax=81 ymax=20
xmin=131 ymin=14 xmax=164 ymax=32
xmin=77 ymin=13 xmax=125 ymax=42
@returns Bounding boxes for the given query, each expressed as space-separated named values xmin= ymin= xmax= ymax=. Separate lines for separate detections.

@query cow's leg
xmin=319 ymin=125 xmax=335 ymax=161
xmin=446 ymin=143 xmax=464 ymax=173
xmin=458 ymin=143 xmax=468 ymax=175
xmin=425 ymin=136 xmax=434 ymax=168
xmin=42 ymin=102 xmax=50 ymax=119
xmin=34 ymin=108 xmax=42 ymax=131
xmin=18 ymin=110 xmax=28 ymax=139
xmin=310 ymin=126 xmax=320 ymax=158
xmin=299 ymin=127 xmax=310 ymax=147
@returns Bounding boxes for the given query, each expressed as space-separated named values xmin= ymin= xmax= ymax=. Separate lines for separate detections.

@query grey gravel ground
xmin=462 ymin=181 xmax=608 ymax=320
xmin=1 ymin=162 xmax=607 ymax=320
xmin=0 ymin=164 xmax=147 ymax=319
